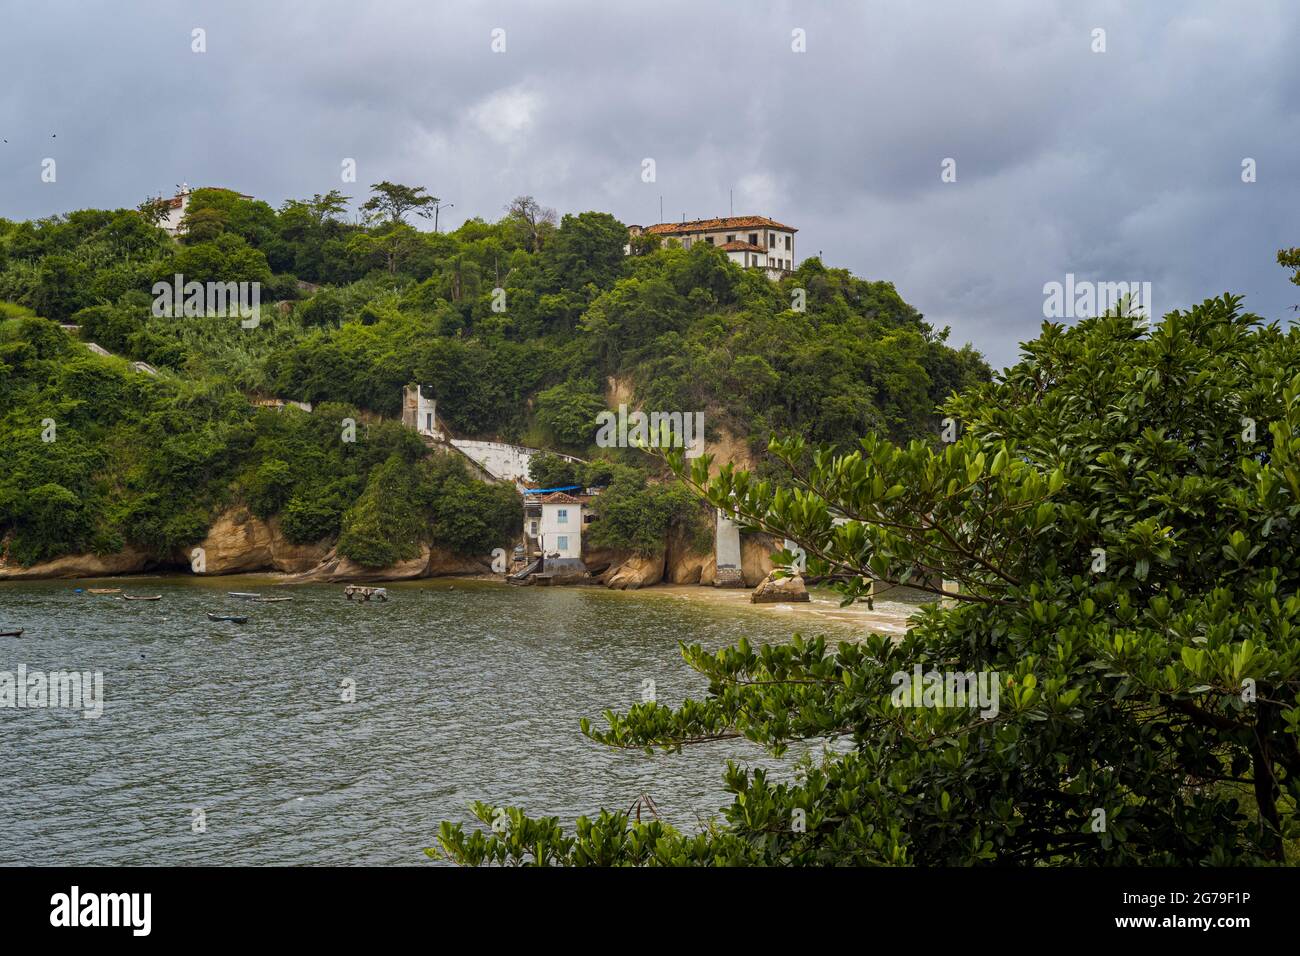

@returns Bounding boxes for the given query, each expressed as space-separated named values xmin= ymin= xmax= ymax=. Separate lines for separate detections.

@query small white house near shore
xmin=533 ymin=491 xmax=593 ymax=560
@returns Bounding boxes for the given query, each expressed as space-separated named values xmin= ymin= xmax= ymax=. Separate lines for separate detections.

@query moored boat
xmin=207 ymin=613 xmax=248 ymax=623
xmin=0 ymin=629 xmax=23 ymax=637
xmin=122 ymin=594 xmax=162 ymax=601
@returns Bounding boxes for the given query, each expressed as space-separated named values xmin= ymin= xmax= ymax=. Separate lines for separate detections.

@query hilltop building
xmin=159 ymin=184 xmax=254 ymax=237
xmin=627 ymin=215 xmax=796 ymax=280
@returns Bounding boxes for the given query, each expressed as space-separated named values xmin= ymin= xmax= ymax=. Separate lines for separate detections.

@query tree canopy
xmin=432 ymin=295 xmax=1300 ymax=865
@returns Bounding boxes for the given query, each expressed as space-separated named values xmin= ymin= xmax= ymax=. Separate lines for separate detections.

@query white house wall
xmin=539 ymin=503 xmax=582 ymax=558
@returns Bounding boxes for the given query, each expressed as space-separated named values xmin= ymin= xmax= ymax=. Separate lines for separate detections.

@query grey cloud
xmin=1 ymin=0 xmax=1296 ymax=367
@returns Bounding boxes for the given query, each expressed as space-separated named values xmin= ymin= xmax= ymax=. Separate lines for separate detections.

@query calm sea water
xmin=0 ymin=576 xmax=895 ymax=865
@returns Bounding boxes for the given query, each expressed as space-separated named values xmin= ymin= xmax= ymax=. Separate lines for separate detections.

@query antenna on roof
xmin=730 ymin=189 xmax=733 ymax=217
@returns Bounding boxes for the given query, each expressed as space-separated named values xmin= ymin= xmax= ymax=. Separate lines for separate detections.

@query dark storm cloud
xmin=1 ymin=0 xmax=1296 ymax=366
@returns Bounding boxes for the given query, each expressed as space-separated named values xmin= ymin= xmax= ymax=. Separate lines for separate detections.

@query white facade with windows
xmin=627 ymin=216 xmax=796 ymax=281
xmin=537 ymin=492 xmax=586 ymax=559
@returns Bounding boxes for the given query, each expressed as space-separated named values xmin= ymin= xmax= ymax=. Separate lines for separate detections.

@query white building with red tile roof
xmin=627 ymin=215 xmax=796 ymax=280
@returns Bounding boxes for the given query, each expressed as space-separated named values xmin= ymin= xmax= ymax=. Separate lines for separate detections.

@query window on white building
xmin=556 ymin=535 xmax=569 ymax=551
xmin=748 ymin=233 xmax=758 ymax=245
xmin=557 ymin=508 xmax=568 ymax=524
xmin=768 ymin=234 xmax=776 ymax=247
xmin=784 ymin=235 xmax=791 ymax=250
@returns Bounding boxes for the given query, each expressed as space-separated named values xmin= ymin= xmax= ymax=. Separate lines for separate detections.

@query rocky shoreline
xmin=0 ymin=505 xmax=799 ymax=596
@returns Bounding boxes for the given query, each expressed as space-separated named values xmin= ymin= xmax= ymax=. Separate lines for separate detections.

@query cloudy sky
xmin=2 ymin=0 xmax=1297 ymax=367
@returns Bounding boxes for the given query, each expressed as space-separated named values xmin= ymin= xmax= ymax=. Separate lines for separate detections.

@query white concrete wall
xmin=450 ymin=439 xmax=581 ymax=486
xmin=716 ymin=509 xmax=742 ymax=568
xmin=539 ymin=502 xmax=582 ymax=558
xmin=416 ymin=390 xmax=437 ymax=437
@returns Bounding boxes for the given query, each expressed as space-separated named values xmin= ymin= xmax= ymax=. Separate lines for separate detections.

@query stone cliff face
xmin=181 ymin=509 xmax=331 ymax=574
xmin=284 ymin=543 xmax=489 ymax=583
xmin=0 ymin=546 xmax=156 ymax=580
xmin=1 ymin=506 xmax=786 ymax=595
xmin=602 ymin=552 xmax=665 ymax=590
xmin=0 ymin=507 xmax=489 ymax=583
xmin=664 ymin=524 xmax=709 ymax=585
xmin=741 ymin=532 xmax=778 ymax=587
xmin=587 ymin=547 xmax=665 ymax=589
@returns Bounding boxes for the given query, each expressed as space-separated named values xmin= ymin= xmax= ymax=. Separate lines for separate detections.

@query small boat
xmin=207 ymin=613 xmax=248 ymax=624
xmin=228 ymin=591 xmax=262 ymax=600
xmin=122 ymin=594 xmax=162 ymax=601
xmin=0 ymin=629 xmax=23 ymax=637
xmin=253 ymin=596 xmax=293 ymax=603
xmin=343 ymin=585 xmax=388 ymax=602
xmin=89 ymin=588 xmax=121 ymax=594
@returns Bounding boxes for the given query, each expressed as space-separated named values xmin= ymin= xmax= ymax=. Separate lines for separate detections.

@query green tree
xmin=527 ymin=452 xmax=582 ymax=489
xmin=543 ymin=211 xmax=628 ymax=291
xmin=426 ymin=457 xmax=520 ymax=555
xmin=433 ymin=296 xmax=1300 ymax=865
xmin=337 ymin=454 xmax=425 ymax=568
xmin=1279 ymin=247 xmax=1300 ymax=310
xmin=503 ymin=196 xmax=557 ymax=253
xmin=247 ymin=458 xmax=294 ymax=518
xmin=28 ymin=254 xmax=89 ymax=321
xmin=153 ymin=233 xmax=273 ymax=289
xmin=361 ymin=182 xmax=438 ymax=227
xmin=533 ymin=380 xmax=606 ymax=449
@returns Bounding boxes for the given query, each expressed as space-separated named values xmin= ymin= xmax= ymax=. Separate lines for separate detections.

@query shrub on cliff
xmin=582 ymin=463 xmax=705 ymax=556
xmin=337 ymin=454 xmax=425 ymax=568
xmin=432 ymin=295 xmax=1300 ymax=865
xmin=426 ymin=455 xmax=520 ymax=556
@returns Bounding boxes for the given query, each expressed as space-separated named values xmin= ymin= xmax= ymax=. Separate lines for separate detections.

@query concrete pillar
xmin=715 ymin=509 xmax=744 ymax=587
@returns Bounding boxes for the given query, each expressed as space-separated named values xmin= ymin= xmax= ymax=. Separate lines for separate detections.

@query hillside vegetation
xmin=0 ymin=186 xmax=987 ymax=567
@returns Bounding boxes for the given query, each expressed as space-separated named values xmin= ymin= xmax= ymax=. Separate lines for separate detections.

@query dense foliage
xmin=0 ymin=184 xmax=984 ymax=566
xmin=0 ymin=314 xmax=515 ymax=566
xmin=432 ymin=296 xmax=1300 ymax=865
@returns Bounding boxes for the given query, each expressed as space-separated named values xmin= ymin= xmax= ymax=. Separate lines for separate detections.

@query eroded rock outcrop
xmin=604 ymin=552 xmax=665 ymax=590
xmin=751 ymin=569 xmax=810 ymax=603
xmin=664 ymin=525 xmax=709 ymax=585
xmin=183 ymin=508 xmax=331 ymax=574
xmin=286 ymin=543 xmax=490 ymax=583
xmin=0 ymin=546 xmax=156 ymax=580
